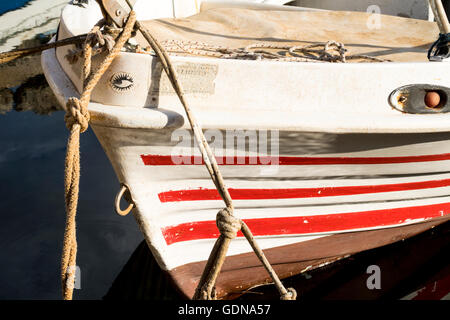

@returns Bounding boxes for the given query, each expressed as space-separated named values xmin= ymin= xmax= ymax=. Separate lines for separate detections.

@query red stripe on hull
xmin=141 ymin=153 xmax=450 ymax=166
xmin=161 ymin=202 xmax=450 ymax=245
xmin=158 ymin=178 xmax=450 ymax=202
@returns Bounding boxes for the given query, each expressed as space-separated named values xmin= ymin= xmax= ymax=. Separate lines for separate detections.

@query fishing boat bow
xmin=42 ymin=0 xmax=450 ymax=299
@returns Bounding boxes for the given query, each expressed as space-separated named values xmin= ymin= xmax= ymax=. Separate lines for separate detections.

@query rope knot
xmin=321 ymin=41 xmax=347 ymax=62
xmin=86 ymin=26 xmax=117 ymax=52
xmin=65 ymin=97 xmax=90 ymax=132
xmin=65 ymin=21 xmax=119 ymax=65
xmin=216 ymin=208 xmax=241 ymax=239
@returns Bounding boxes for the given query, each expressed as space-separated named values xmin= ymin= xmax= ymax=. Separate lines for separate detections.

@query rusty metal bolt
xmin=398 ymin=95 xmax=407 ymax=104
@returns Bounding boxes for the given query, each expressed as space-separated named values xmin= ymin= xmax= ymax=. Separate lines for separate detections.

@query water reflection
xmin=0 ymin=107 xmax=143 ymax=299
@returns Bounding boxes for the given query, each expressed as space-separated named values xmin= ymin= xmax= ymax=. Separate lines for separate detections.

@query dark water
xmin=0 ymin=110 xmax=143 ymax=299
xmin=0 ymin=0 xmax=146 ymax=300
xmin=0 ymin=0 xmax=33 ymax=15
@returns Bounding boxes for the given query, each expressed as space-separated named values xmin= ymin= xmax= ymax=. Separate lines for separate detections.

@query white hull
xmin=91 ymin=123 xmax=450 ymax=270
xmin=41 ymin=0 xmax=450 ymax=298
xmin=41 ymin=39 xmax=450 ymax=269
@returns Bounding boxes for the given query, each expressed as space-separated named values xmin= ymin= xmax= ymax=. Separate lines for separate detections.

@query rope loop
xmin=65 ymin=20 xmax=120 ymax=65
xmin=86 ymin=26 xmax=105 ymax=47
xmin=216 ymin=208 xmax=241 ymax=239
xmin=280 ymin=288 xmax=297 ymax=300
xmin=64 ymin=97 xmax=90 ymax=133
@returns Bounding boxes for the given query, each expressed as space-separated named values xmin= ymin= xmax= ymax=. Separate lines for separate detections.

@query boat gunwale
xmin=43 ymin=2 xmax=450 ymax=133
xmin=43 ymin=43 xmax=450 ymax=134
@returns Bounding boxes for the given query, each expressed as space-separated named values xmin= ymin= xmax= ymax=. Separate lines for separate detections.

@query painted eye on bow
xmin=110 ymin=73 xmax=134 ymax=92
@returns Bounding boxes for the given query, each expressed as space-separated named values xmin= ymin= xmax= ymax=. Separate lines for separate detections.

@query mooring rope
xmin=131 ymin=8 xmax=297 ymax=300
xmin=61 ymin=11 xmax=136 ymax=300
xmin=0 ymin=10 xmax=136 ymax=300
xmin=157 ymin=39 xmax=390 ymax=63
xmin=0 ymin=4 xmax=295 ymax=300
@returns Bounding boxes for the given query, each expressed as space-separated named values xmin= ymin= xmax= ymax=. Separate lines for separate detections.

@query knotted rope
xmin=192 ymin=208 xmax=239 ymax=300
xmin=0 ymin=3 xmax=296 ymax=300
xmin=216 ymin=208 xmax=241 ymax=240
xmin=130 ymin=8 xmax=297 ymax=299
xmin=152 ymin=39 xmax=390 ymax=63
xmin=61 ymin=10 xmax=136 ymax=300
xmin=65 ymin=20 xmax=123 ymax=66
xmin=192 ymin=209 xmax=297 ymax=300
